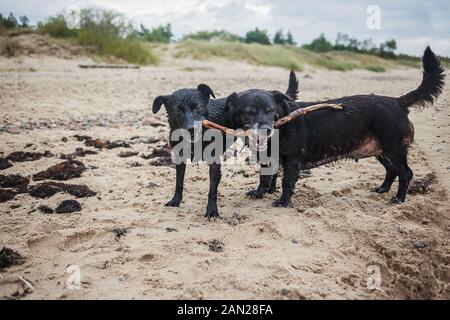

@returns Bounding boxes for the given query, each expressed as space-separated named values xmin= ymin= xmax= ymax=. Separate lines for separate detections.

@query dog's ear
xmin=197 ymin=84 xmax=216 ymax=100
xmin=270 ymin=90 xmax=294 ymax=104
xmin=152 ymin=95 xmax=169 ymax=114
xmin=225 ymin=92 xmax=238 ymax=112
xmin=282 ymin=100 xmax=293 ymax=116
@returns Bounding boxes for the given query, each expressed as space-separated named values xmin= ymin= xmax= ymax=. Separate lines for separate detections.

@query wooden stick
xmin=274 ymin=103 xmax=343 ymax=127
xmin=202 ymin=120 xmax=250 ymax=137
xmin=202 ymin=103 xmax=343 ymax=136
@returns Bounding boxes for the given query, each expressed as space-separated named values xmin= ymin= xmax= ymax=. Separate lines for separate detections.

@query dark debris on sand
xmin=226 ymin=212 xmax=248 ymax=226
xmin=408 ymin=173 xmax=437 ymax=195
xmin=38 ymin=205 xmax=54 ymax=214
xmin=145 ymin=145 xmax=173 ymax=167
xmin=28 ymin=182 xmax=96 ymax=198
xmin=0 ymin=174 xmax=29 ymax=192
xmin=149 ymin=157 xmax=173 ymax=167
xmin=0 ymin=158 xmax=13 ymax=170
xmin=60 ymin=148 xmax=98 ymax=160
xmin=6 ymin=151 xmax=53 ymax=162
xmin=130 ymin=136 xmax=161 ymax=144
xmin=33 ymin=160 xmax=86 ymax=181
xmin=208 ymin=240 xmax=224 ymax=252
xmin=0 ymin=174 xmax=29 ymax=202
xmin=148 ymin=145 xmax=171 ymax=158
xmin=0 ymin=247 xmax=25 ymax=270
xmin=118 ymin=151 xmax=139 ymax=158
xmin=112 ymin=226 xmax=130 ymax=239
xmin=0 ymin=189 xmax=17 ymax=203
xmin=55 ymin=199 xmax=81 ymax=213
xmin=198 ymin=239 xmax=224 ymax=253
xmin=74 ymin=135 xmax=131 ymax=149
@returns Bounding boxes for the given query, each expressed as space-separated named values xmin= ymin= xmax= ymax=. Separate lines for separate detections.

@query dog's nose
xmin=258 ymin=124 xmax=274 ymax=137
xmin=259 ymin=124 xmax=272 ymax=131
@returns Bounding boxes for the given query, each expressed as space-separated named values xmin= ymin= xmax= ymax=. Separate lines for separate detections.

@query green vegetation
xmin=244 ymin=28 xmax=271 ymax=45
xmin=176 ymin=40 xmax=303 ymax=70
xmin=0 ymin=37 xmax=22 ymax=57
xmin=3 ymin=8 xmax=448 ymax=71
xmin=182 ymin=30 xmax=241 ymax=42
xmin=36 ymin=8 xmax=158 ymax=65
xmin=273 ymin=29 xmax=295 ymax=45
xmin=303 ymin=32 xmax=397 ymax=59
xmin=0 ymin=12 xmax=32 ymax=35
xmin=175 ymin=40 xmax=406 ymax=72
xmin=134 ymin=23 xmax=173 ymax=43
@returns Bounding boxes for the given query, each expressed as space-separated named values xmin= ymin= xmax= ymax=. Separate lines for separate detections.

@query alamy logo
xmin=66 ymin=264 xmax=81 ymax=290
xmin=367 ymin=265 xmax=382 ymax=290
xmin=366 ymin=5 xmax=381 ymax=30
xmin=65 ymin=5 xmax=81 ymax=30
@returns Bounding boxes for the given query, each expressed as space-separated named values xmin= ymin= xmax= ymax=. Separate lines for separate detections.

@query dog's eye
xmin=266 ymin=107 xmax=275 ymax=113
xmin=192 ymin=104 xmax=202 ymax=110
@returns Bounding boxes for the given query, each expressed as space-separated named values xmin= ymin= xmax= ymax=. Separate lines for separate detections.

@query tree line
xmin=1 ymin=10 xmax=398 ymax=59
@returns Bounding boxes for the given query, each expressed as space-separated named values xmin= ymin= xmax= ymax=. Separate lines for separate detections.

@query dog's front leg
xmin=165 ymin=163 xmax=186 ymax=207
xmin=268 ymin=172 xmax=278 ymax=193
xmin=205 ymin=163 xmax=222 ymax=218
xmin=273 ymin=159 xmax=300 ymax=208
xmin=247 ymin=163 xmax=276 ymax=199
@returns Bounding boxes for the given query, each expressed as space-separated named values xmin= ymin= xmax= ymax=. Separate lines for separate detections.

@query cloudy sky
xmin=1 ymin=0 xmax=449 ymax=56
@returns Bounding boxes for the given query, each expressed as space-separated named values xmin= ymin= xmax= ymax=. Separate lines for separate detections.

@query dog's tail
xmin=397 ymin=46 xmax=445 ymax=111
xmin=286 ymin=70 xmax=299 ymax=100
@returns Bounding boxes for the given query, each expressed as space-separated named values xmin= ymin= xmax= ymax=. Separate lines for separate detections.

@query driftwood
xmin=201 ymin=120 xmax=250 ymax=137
xmin=274 ymin=103 xmax=343 ymax=127
xmin=78 ymin=64 xmax=140 ymax=69
xmin=202 ymin=103 xmax=343 ymax=136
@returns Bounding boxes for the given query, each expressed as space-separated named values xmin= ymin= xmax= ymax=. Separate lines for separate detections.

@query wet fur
xmin=229 ymin=47 xmax=445 ymax=207
xmin=152 ymin=72 xmax=299 ymax=217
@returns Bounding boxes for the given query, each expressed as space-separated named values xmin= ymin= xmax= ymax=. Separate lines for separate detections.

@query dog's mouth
xmin=248 ymin=128 xmax=273 ymax=152
xmin=188 ymin=121 xmax=204 ymax=143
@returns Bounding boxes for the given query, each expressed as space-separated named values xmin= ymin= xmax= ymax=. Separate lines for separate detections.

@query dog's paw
xmin=371 ymin=186 xmax=390 ymax=194
xmin=272 ymin=199 xmax=293 ymax=208
xmin=165 ymin=197 xmax=181 ymax=207
xmin=205 ymin=206 xmax=220 ymax=219
xmin=246 ymin=189 xmax=265 ymax=199
xmin=389 ymin=196 xmax=404 ymax=205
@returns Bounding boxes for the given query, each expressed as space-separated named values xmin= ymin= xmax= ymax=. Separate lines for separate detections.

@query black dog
xmin=225 ymin=47 xmax=445 ymax=207
xmin=152 ymin=71 xmax=299 ymax=217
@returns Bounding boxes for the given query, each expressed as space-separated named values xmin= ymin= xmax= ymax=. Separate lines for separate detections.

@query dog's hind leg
xmin=273 ymin=158 xmax=301 ymax=208
xmin=385 ymin=148 xmax=411 ymax=204
xmin=406 ymin=164 xmax=414 ymax=183
xmin=165 ymin=163 xmax=186 ymax=207
xmin=371 ymin=155 xmax=397 ymax=194
xmin=205 ymin=163 xmax=222 ymax=218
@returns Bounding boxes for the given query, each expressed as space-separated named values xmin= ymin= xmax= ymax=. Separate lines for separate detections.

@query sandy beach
xmin=0 ymin=42 xmax=449 ymax=299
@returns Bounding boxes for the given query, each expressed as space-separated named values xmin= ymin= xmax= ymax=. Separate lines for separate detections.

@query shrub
xmin=136 ymin=23 xmax=173 ymax=43
xmin=0 ymin=37 xmax=22 ymax=57
xmin=302 ymin=33 xmax=333 ymax=52
xmin=37 ymin=8 xmax=157 ymax=65
xmin=273 ymin=29 xmax=296 ymax=45
xmin=182 ymin=30 xmax=240 ymax=42
xmin=244 ymin=28 xmax=271 ymax=45
xmin=37 ymin=15 xmax=78 ymax=38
